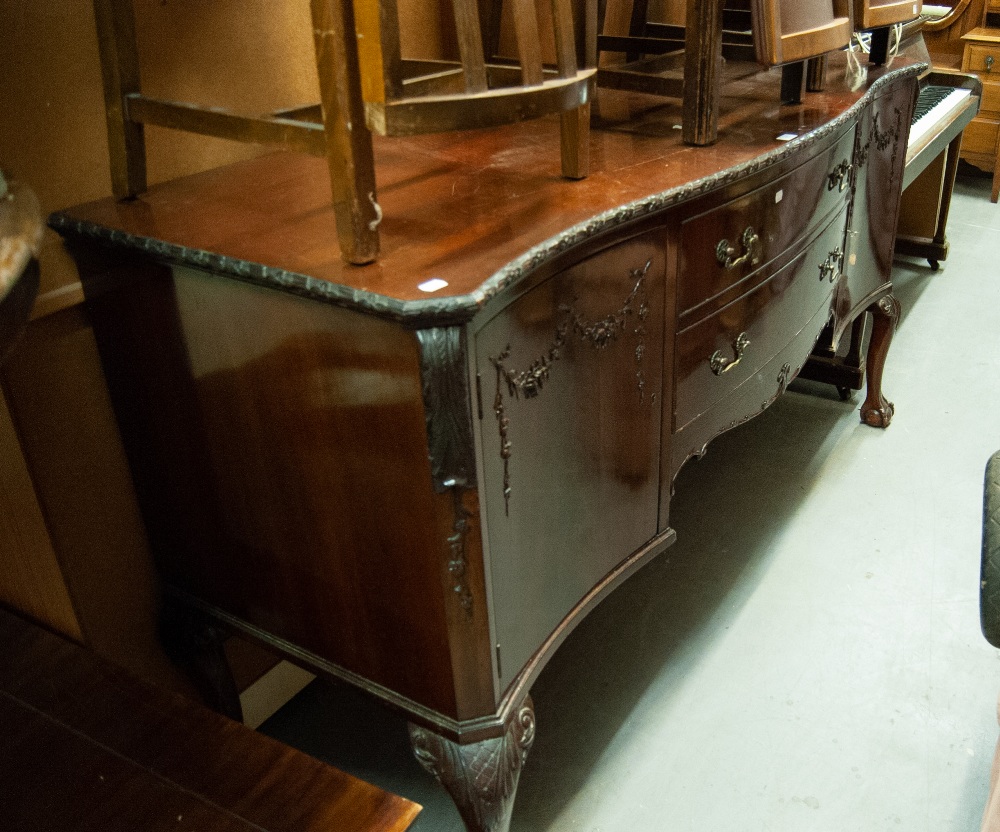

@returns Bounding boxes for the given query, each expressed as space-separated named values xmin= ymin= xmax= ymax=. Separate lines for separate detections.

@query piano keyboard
xmin=908 ymin=84 xmax=972 ymax=150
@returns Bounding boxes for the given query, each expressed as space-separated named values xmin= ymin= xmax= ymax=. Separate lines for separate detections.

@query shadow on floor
xmin=261 ymin=381 xmax=863 ymax=831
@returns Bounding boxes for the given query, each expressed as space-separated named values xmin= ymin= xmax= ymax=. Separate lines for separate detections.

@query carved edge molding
xmin=417 ymin=327 xmax=478 ymax=615
xmin=417 ymin=327 xmax=477 ymax=493
xmin=409 ymin=695 xmax=535 ymax=832
xmin=489 ymin=260 xmax=651 ymax=515
xmin=48 ymin=60 xmax=923 ymax=329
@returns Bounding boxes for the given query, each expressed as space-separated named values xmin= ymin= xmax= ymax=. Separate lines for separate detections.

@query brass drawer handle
xmin=710 ymin=332 xmax=750 ymax=375
xmin=819 ymin=247 xmax=844 ymax=283
xmin=987 ymin=55 xmax=995 ymax=72
xmin=716 ymin=227 xmax=762 ymax=270
xmin=827 ymin=160 xmax=852 ymax=192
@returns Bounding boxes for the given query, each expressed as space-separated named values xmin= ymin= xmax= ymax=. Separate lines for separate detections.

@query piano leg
xmin=860 ymin=293 xmax=901 ymax=429
xmin=409 ymin=695 xmax=535 ymax=832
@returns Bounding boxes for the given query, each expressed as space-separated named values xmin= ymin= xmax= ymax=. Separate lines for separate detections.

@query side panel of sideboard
xmin=79 ymin=249 xmax=495 ymax=722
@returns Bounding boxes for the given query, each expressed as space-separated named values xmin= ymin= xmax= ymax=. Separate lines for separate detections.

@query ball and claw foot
xmin=860 ymin=397 xmax=894 ymax=428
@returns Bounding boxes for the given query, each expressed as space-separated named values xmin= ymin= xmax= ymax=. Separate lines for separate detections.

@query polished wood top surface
xmin=0 ymin=606 xmax=420 ymax=832
xmin=55 ymin=56 xmax=923 ymax=319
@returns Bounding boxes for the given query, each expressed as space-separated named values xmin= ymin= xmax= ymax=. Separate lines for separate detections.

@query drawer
xmin=670 ymin=296 xmax=834 ymax=477
xmin=674 ymin=205 xmax=847 ymax=431
xmin=678 ymin=126 xmax=855 ymax=317
xmin=964 ymin=118 xmax=1000 ymax=157
xmin=982 ymin=79 xmax=1000 ymax=119
xmin=966 ymin=44 xmax=1000 ymax=75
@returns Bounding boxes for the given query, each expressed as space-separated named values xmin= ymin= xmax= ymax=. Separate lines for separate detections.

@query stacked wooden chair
xmin=93 ymin=0 xmax=596 ymax=265
xmin=594 ymin=0 xmax=855 ymax=143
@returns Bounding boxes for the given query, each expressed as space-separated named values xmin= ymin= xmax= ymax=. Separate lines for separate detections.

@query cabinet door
xmin=474 ymin=229 xmax=666 ymax=693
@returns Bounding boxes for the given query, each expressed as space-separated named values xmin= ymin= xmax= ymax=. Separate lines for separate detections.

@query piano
xmin=895 ymin=70 xmax=982 ymax=271
xmin=895 ymin=32 xmax=983 ymax=269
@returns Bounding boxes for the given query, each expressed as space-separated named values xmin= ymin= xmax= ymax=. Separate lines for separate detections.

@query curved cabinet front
xmin=473 ymin=229 xmax=668 ymax=695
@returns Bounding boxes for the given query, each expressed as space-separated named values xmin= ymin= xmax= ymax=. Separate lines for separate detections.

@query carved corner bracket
xmin=417 ymin=327 xmax=478 ymax=616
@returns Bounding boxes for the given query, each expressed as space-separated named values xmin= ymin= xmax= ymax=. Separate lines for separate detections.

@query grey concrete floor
xmin=261 ymin=170 xmax=1000 ymax=831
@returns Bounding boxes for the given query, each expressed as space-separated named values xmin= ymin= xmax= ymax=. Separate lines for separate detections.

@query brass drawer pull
xmin=827 ymin=160 xmax=852 ymax=192
xmin=716 ymin=227 xmax=762 ymax=270
xmin=710 ymin=332 xmax=750 ymax=375
xmin=819 ymin=247 xmax=844 ymax=283
xmin=987 ymin=55 xmax=995 ymax=72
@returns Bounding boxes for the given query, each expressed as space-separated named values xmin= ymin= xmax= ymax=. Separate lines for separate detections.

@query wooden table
xmin=51 ymin=53 xmax=923 ymax=832
xmin=0 ymin=606 xmax=420 ymax=832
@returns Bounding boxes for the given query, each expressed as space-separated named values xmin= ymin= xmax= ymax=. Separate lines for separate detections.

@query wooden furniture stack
xmin=94 ymin=0 xmax=596 ymax=266
xmin=960 ymin=6 xmax=1000 ymax=201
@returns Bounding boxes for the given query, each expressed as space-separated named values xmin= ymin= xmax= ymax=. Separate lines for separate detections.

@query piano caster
xmin=837 ymin=385 xmax=853 ymax=402
xmin=929 ymin=259 xmax=940 ymax=272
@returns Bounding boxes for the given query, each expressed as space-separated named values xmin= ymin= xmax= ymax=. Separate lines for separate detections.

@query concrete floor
xmin=262 ymin=170 xmax=1000 ymax=832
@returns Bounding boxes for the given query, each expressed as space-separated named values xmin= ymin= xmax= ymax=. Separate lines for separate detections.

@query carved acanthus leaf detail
xmin=409 ymin=696 xmax=535 ymax=832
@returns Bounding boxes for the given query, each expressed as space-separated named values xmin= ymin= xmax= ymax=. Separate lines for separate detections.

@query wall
xmin=0 ymin=0 xmax=323 ymax=690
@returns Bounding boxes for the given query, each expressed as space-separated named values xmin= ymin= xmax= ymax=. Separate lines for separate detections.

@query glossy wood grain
xmin=79 ymin=253 xmax=495 ymax=720
xmin=473 ymin=227 xmax=667 ymax=695
xmin=59 ymin=55 xmax=922 ymax=308
xmin=676 ymin=123 xmax=854 ymax=318
xmin=675 ymin=204 xmax=848 ymax=432
xmin=56 ymin=57 xmax=923 ymax=832
xmin=0 ymin=606 xmax=419 ymax=832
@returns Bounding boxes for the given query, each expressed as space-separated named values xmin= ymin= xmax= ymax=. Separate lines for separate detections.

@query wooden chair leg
xmin=310 ymin=0 xmax=381 ymax=265
xmin=560 ymin=102 xmax=591 ymax=179
xmin=682 ymin=0 xmax=726 ymax=146
xmin=92 ymin=0 xmax=147 ymax=198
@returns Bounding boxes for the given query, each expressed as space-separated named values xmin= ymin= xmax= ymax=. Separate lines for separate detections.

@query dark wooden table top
xmin=0 ymin=606 xmax=420 ymax=832
xmin=52 ymin=56 xmax=923 ymax=324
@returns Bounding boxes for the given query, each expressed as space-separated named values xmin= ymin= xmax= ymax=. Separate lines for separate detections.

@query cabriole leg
xmin=409 ymin=695 xmax=535 ymax=832
xmin=860 ymin=294 xmax=901 ymax=428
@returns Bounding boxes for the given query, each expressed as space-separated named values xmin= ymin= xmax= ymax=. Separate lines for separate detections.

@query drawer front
xmin=964 ymin=118 xmax=1000 ymax=157
xmin=966 ymin=44 xmax=1000 ymax=76
xmin=674 ymin=206 xmax=846 ymax=431
xmin=670 ymin=296 xmax=834 ymax=478
xmin=678 ymin=126 xmax=855 ymax=317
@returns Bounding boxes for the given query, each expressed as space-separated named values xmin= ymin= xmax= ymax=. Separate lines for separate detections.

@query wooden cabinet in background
xmin=961 ymin=26 xmax=1000 ymax=200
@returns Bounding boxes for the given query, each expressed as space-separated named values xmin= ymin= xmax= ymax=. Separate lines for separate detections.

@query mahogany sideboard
xmin=51 ymin=54 xmax=921 ymax=832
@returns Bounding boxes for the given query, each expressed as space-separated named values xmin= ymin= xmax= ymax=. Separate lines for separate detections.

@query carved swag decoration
xmin=489 ymin=260 xmax=652 ymax=515
xmin=855 ymin=106 xmax=903 ymax=178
